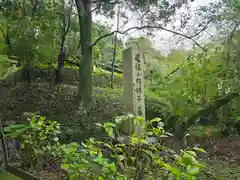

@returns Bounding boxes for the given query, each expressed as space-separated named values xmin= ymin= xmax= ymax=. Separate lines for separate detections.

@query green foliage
xmin=3 ymin=113 xmax=207 ymax=179
xmin=62 ymin=115 xmax=206 ymax=180
xmin=148 ymin=44 xmax=229 ymax=127
xmin=92 ymin=22 xmax=123 ymax=66
xmin=4 ymin=113 xmax=62 ymax=169
xmin=61 ymin=140 xmax=124 ymax=180
xmin=0 ymin=0 xmax=61 ymax=66
xmin=0 ymin=0 xmax=124 ymax=81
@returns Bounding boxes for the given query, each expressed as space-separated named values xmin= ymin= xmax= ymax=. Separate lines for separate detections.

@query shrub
xmin=4 ymin=114 xmax=207 ymax=180
xmin=4 ymin=113 xmax=62 ymax=171
xmin=62 ymin=114 xmax=207 ymax=180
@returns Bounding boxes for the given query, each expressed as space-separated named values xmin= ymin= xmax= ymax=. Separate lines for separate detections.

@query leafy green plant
xmin=62 ymin=114 xmax=207 ymax=180
xmin=61 ymin=140 xmax=124 ymax=180
xmin=4 ymin=113 xmax=62 ymax=170
xmin=148 ymin=45 xmax=229 ymax=133
xmin=3 ymin=113 xmax=208 ymax=179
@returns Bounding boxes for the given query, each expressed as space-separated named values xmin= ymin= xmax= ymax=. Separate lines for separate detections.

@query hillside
xmin=0 ymin=67 xmax=169 ymax=141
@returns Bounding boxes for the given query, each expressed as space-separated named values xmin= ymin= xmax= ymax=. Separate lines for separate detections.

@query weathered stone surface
xmin=122 ymin=47 xmax=145 ymax=135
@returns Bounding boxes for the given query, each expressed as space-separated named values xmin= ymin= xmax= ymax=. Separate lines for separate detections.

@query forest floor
xmin=199 ymin=136 xmax=240 ymax=179
xmin=170 ymin=136 xmax=240 ymax=179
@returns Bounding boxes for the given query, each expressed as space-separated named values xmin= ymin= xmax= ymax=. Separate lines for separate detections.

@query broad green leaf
xmin=150 ymin=118 xmax=162 ymax=123
xmin=186 ymin=165 xmax=200 ymax=175
xmin=20 ymin=143 xmax=25 ymax=149
xmin=158 ymin=122 xmax=164 ymax=127
xmin=115 ymin=116 xmax=128 ymax=124
xmin=95 ymin=123 xmax=103 ymax=127
xmin=106 ymin=127 xmax=114 ymax=137
xmin=169 ymin=166 xmax=181 ymax=177
xmin=165 ymin=132 xmax=173 ymax=136
xmin=104 ymin=143 xmax=113 ymax=149
xmin=117 ymin=155 xmax=125 ymax=161
xmin=185 ymin=151 xmax=197 ymax=157
xmin=182 ymin=152 xmax=196 ymax=164
xmin=98 ymin=176 xmax=104 ymax=180
xmin=153 ymin=128 xmax=159 ymax=136
xmin=193 ymin=147 xmax=207 ymax=154
xmin=135 ymin=116 xmax=144 ymax=125
xmin=75 ymin=163 xmax=89 ymax=169
xmin=147 ymin=131 xmax=153 ymax=136
xmin=61 ymin=164 xmax=70 ymax=170
xmin=90 ymin=151 xmax=96 ymax=156
xmin=159 ymin=134 xmax=169 ymax=138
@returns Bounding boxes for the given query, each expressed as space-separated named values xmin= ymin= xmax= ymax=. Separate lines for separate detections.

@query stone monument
xmin=122 ymin=47 xmax=145 ymax=135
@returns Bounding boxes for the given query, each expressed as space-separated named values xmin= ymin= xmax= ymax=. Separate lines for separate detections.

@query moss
xmin=0 ymin=82 xmax=168 ymax=141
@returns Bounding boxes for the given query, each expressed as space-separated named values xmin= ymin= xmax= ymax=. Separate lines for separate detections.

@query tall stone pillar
xmin=122 ymin=47 xmax=145 ymax=135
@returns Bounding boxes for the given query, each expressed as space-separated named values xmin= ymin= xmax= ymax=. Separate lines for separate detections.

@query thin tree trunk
xmin=55 ymin=51 xmax=65 ymax=84
xmin=110 ymin=6 xmax=120 ymax=89
xmin=55 ymin=30 xmax=66 ymax=84
xmin=75 ymin=0 xmax=94 ymax=108
xmin=55 ymin=1 xmax=71 ymax=84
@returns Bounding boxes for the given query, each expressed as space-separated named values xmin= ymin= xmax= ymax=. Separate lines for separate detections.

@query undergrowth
xmin=4 ymin=113 xmax=208 ymax=180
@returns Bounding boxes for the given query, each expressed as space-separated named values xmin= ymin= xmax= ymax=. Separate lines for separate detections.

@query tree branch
xmin=189 ymin=18 xmax=214 ymax=38
xmin=90 ymin=2 xmax=102 ymax=13
xmin=89 ymin=25 xmax=207 ymax=51
xmin=110 ymin=5 xmax=120 ymax=88
xmin=164 ymin=57 xmax=186 ymax=79
xmin=164 ymin=67 xmax=180 ymax=79
xmin=185 ymin=92 xmax=240 ymax=130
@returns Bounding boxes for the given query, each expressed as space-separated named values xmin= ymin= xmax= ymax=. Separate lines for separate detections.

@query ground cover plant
xmin=4 ymin=113 xmax=208 ymax=180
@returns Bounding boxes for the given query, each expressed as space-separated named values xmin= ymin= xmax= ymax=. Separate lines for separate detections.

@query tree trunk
xmin=22 ymin=61 xmax=32 ymax=83
xmin=55 ymin=51 xmax=65 ymax=84
xmin=55 ymin=1 xmax=69 ymax=84
xmin=75 ymin=0 xmax=94 ymax=108
xmin=55 ymin=31 xmax=65 ymax=84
